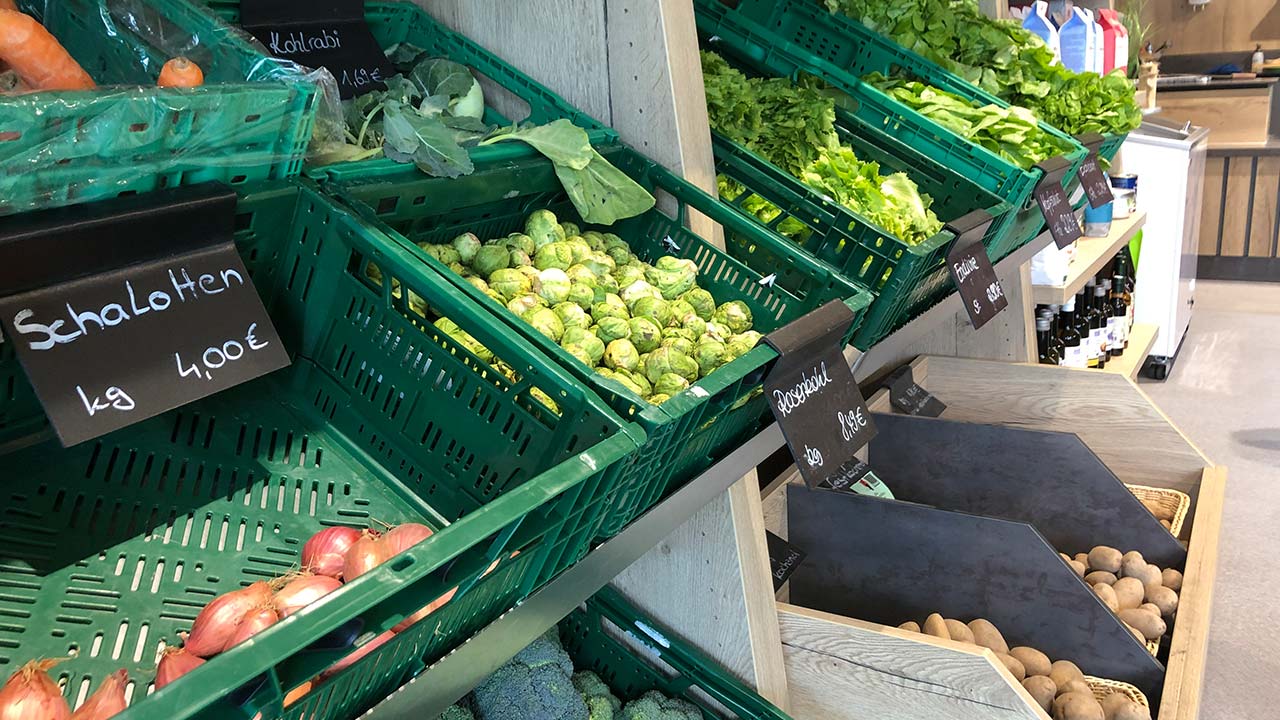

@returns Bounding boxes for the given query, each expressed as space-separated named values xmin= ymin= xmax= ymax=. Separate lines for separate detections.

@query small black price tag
xmin=947 ymin=238 xmax=1007 ymax=330
xmin=763 ymin=300 xmax=876 ymax=488
xmin=1036 ymin=181 xmax=1082 ymax=249
xmin=241 ymin=0 xmax=393 ymax=99
xmin=820 ymin=458 xmax=893 ymax=498
xmin=888 ymin=367 xmax=946 ymax=417
xmin=0 ymin=185 xmax=290 ymax=447
xmin=765 ymin=530 xmax=806 ymax=592
xmin=1077 ymin=152 xmax=1115 ymax=209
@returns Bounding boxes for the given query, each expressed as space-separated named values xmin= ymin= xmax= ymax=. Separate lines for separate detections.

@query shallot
xmin=184 ymin=581 xmax=272 ymax=657
xmin=227 ymin=606 xmax=279 ymax=648
xmin=273 ymin=574 xmax=342 ymax=618
xmin=154 ymin=648 xmax=204 ymax=690
xmin=70 ymin=669 xmax=127 ymax=719
xmin=302 ymin=526 xmax=363 ymax=579
xmin=392 ymin=589 xmax=455 ymax=633
xmin=317 ymin=631 xmax=396 ymax=681
xmin=382 ymin=523 xmax=433 ymax=557
xmin=344 ymin=533 xmax=391 ymax=581
xmin=0 ymin=658 xmax=70 ymax=720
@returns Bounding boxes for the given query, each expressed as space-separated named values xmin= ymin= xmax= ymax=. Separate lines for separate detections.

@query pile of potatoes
xmin=1060 ymin=546 xmax=1183 ymax=646
xmin=898 ymin=613 xmax=1149 ymax=720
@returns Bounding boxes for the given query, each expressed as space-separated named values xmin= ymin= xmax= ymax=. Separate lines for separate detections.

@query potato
xmin=1085 ymin=570 xmax=1118 ymax=586
xmin=1135 ymin=563 xmax=1163 ymax=587
xmin=1060 ymin=552 xmax=1072 ymax=563
xmin=1123 ymin=622 xmax=1146 ymax=645
xmin=1023 ymin=675 xmax=1057 ymax=712
xmin=1049 ymin=659 xmax=1085 ymax=688
xmin=1119 ymin=608 xmax=1167 ymax=640
xmin=1160 ymin=519 xmax=1172 ymax=530
xmin=997 ymin=652 xmax=1026 ymax=681
xmin=1139 ymin=603 xmax=1162 ymax=616
xmin=1162 ymin=568 xmax=1184 ymax=591
xmin=1120 ymin=550 xmax=1147 ymax=579
xmin=1088 ymin=546 xmax=1123 ymax=574
xmin=1091 ymin=582 xmax=1119 ymax=611
xmin=945 ymin=619 xmax=975 ymax=644
xmin=1145 ymin=584 xmax=1179 ymax=617
xmin=1112 ymin=577 xmax=1145 ymax=610
xmin=1068 ymin=559 xmax=1088 ymax=578
xmin=969 ymin=619 xmax=1009 ymax=654
xmin=1056 ymin=694 xmax=1105 ymax=720
xmin=1074 ymin=552 xmax=1090 ymax=566
xmin=1059 ymin=678 xmax=1093 ymax=697
xmin=1108 ymin=699 xmax=1152 ymax=720
xmin=1101 ymin=692 xmax=1131 ymax=715
xmin=1010 ymin=646 xmax=1052 ymax=677
xmin=898 ymin=621 xmax=921 ymax=633
xmin=923 ymin=613 xmax=950 ymax=639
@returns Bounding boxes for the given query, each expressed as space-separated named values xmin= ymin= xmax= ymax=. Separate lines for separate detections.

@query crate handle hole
xmin=129 ymin=123 xmax=149 ymax=133
xmin=0 ymin=131 xmax=19 ymax=142
xmin=245 ymin=114 xmax=262 ymax=123
xmin=390 ymin=555 xmax=414 ymax=571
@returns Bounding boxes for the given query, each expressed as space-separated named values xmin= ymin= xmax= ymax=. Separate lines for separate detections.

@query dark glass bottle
xmin=1036 ymin=317 xmax=1060 ymax=365
xmin=1045 ymin=305 xmax=1066 ymax=362
xmin=1058 ymin=297 xmax=1085 ymax=368
xmin=1083 ymin=281 xmax=1100 ymax=368
xmin=1109 ymin=271 xmax=1129 ymax=357
xmin=1092 ymin=282 xmax=1110 ymax=369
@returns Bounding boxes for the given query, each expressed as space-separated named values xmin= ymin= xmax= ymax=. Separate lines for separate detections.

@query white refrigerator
xmin=1113 ymin=117 xmax=1210 ymax=380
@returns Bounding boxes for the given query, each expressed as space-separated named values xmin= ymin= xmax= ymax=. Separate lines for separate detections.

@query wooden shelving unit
xmin=1104 ymin=323 xmax=1160 ymax=380
xmin=1033 ymin=212 xmax=1148 ymax=305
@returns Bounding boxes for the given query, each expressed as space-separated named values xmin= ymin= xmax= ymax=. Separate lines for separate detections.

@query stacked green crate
xmin=0 ymin=182 xmax=643 ymax=720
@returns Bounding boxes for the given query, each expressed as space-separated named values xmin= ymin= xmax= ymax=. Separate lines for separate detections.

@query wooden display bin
xmin=775 ymin=357 xmax=1221 ymax=720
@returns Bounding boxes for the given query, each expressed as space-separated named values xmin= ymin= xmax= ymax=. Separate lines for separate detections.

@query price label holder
xmin=945 ymin=211 xmax=1007 ymax=330
xmin=241 ymin=0 xmax=393 ymax=99
xmin=762 ymin=299 xmax=876 ymax=488
xmin=0 ymin=184 xmax=290 ymax=447
xmin=1033 ymin=155 xmax=1082 ymax=249
xmin=886 ymin=365 xmax=946 ymax=417
xmin=1074 ymin=133 xmax=1114 ymax=209
xmin=820 ymin=457 xmax=893 ymax=498
xmin=765 ymin=530 xmax=806 ymax=592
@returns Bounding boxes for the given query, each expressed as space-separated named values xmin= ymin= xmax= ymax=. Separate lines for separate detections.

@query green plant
xmin=1118 ymin=0 xmax=1154 ymax=79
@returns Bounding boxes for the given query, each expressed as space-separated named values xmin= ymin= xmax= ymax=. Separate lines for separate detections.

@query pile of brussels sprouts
xmin=424 ymin=209 xmax=763 ymax=405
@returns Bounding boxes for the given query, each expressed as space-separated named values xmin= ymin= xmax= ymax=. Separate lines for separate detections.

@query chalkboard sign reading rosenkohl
xmin=0 ymin=185 xmax=289 ymax=447
xmin=763 ymin=300 xmax=876 ymax=488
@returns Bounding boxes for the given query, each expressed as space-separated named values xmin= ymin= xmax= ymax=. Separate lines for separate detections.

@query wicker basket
xmin=1126 ymin=484 xmax=1191 ymax=538
xmin=1085 ymin=675 xmax=1151 ymax=709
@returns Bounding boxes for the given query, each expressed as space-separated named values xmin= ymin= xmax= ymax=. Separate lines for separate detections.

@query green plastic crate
xmin=0 ymin=182 xmax=643 ymax=720
xmin=561 ymin=586 xmax=792 ymax=719
xmin=1099 ymin=133 xmax=1127 ymax=163
xmin=204 ymin=0 xmax=616 ymax=174
xmin=327 ymin=143 xmax=872 ymax=537
xmin=696 ymin=0 xmax=1089 ymax=262
xmin=0 ymin=0 xmax=318 ymax=217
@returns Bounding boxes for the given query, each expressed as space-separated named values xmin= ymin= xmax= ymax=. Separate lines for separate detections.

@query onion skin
xmin=274 ymin=575 xmax=342 ymax=618
xmin=70 ymin=669 xmax=127 ymax=719
xmin=283 ymin=681 xmax=313 ymax=708
xmin=302 ymin=527 xmax=363 ymax=579
xmin=227 ymin=606 xmax=279 ymax=648
xmin=185 ymin=581 xmax=272 ymax=657
xmin=0 ymin=659 xmax=70 ymax=720
xmin=392 ymin=589 xmax=454 ymax=633
xmin=317 ymin=631 xmax=396 ymax=682
xmin=154 ymin=648 xmax=204 ymax=690
xmin=343 ymin=534 xmax=391 ymax=581
xmin=382 ymin=523 xmax=433 ymax=557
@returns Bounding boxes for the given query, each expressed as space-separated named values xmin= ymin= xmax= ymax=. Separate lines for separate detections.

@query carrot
xmin=157 ymin=57 xmax=203 ymax=88
xmin=0 ymin=1 xmax=17 ymax=12
xmin=0 ymin=10 xmax=93 ymax=90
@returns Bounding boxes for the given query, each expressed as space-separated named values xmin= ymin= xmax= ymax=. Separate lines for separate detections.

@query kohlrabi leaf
xmin=480 ymin=119 xmax=593 ymax=169
xmin=411 ymin=58 xmax=477 ymax=100
xmin=382 ymin=100 xmax=474 ymax=178
xmin=554 ymin=149 xmax=655 ymax=224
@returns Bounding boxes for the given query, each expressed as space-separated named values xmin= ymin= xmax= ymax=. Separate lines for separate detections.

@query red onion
xmin=317 ymin=631 xmax=396 ymax=681
xmin=0 ymin=659 xmax=70 ymax=720
xmin=382 ymin=523 xmax=433 ymax=557
xmin=154 ymin=648 xmax=204 ymax=690
xmin=227 ymin=606 xmax=279 ymax=648
xmin=184 ymin=581 xmax=272 ymax=657
xmin=70 ymin=669 xmax=127 ymax=719
xmin=344 ymin=534 xmax=392 ymax=581
xmin=273 ymin=575 xmax=342 ymax=618
xmin=302 ymin=527 xmax=363 ymax=579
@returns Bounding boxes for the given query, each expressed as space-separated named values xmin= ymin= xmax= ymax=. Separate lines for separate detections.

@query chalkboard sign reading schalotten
xmin=0 ymin=185 xmax=290 ymax=447
xmin=1077 ymin=153 xmax=1115 ymax=209
xmin=763 ymin=300 xmax=876 ymax=488
xmin=241 ymin=0 xmax=393 ymax=99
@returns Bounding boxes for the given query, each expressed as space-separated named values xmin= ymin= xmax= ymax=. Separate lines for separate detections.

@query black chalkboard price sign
xmin=0 ymin=185 xmax=290 ymax=447
xmin=887 ymin=366 xmax=946 ymax=417
xmin=765 ymin=530 xmax=806 ymax=592
xmin=1077 ymin=152 xmax=1115 ymax=209
xmin=947 ymin=237 xmax=1007 ymax=330
xmin=762 ymin=300 xmax=876 ymax=488
xmin=1036 ymin=178 xmax=1083 ymax=249
xmin=241 ymin=0 xmax=393 ymax=99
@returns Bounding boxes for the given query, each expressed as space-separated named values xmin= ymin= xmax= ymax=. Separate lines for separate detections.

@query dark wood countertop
xmin=1161 ymin=77 xmax=1279 ymax=93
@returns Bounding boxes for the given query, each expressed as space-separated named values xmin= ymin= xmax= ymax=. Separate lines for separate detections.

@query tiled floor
xmin=1139 ymin=280 xmax=1280 ymax=720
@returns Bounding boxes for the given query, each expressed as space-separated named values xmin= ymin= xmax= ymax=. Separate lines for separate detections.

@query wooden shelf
xmin=1032 ymin=212 xmax=1147 ymax=305
xmin=1104 ymin=323 xmax=1160 ymax=380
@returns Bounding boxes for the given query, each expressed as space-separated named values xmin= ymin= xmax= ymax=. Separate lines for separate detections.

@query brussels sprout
xmin=566 ymin=239 xmax=592 ymax=264
xmin=422 ymin=243 xmax=462 ymax=267
xmin=726 ymin=330 xmax=763 ymax=362
xmin=466 ymin=276 xmax=490 ymax=293
xmin=562 ymin=328 xmax=606 ymax=365
xmin=530 ymin=387 xmax=561 ymax=415
xmin=525 ymin=209 xmax=566 ymax=249
xmin=524 ymin=307 xmax=565 ymax=342
xmin=594 ymin=367 xmax=615 ymax=380
xmin=680 ymin=288 xmax=716 ymax=321
xmin=614 ymin=263 xmax=646 ymax=288
xmin=616 ymin=369 xmax=652 ymax=397
xmin=534 ymin=241 xmax=574 ymax=271
xmin=447 ymin=261 xmax=467 ymax=276
xmin=591 ymin=294 xmax=629 ymax=323
xmin=596 ymin=273 xmax=620 ymax=295
xmin=713 ymin=301 xmax=753 ymax=335
xmin=596 ymin=316 xmax=631 ymax=344
xmin=606 ymin=246 xmax=633 ymax=266
xmin=483 ymin=289 xmax=505 ymax=305
xmin=604 ymin=339 xmax=640 ymax=371
xmin=662 ymin=326 xmax=696 ymax=343
xmin=608 ymin=373 xmax=646 ymax=398
xmin=505 ymin=233 xmax=536 ymax=255
xmin=705 ymin=321 xmax=732 ymax=341
xmin=646 ymin=256 xmax=699 ymax=299
xmin=507 ymin=248 xmax=531 ymax=268
xmin=473 ymin=245 xmax=510 ymax=277
xmin=628 ymin=317 xmax=662 ymax=353
xmin=562 ymin=344 xmax=593 ymax=367
xmin=507 ymin=293 xmax=546 ymax=318
xmin=489 ymin=268 xmax=532 ymax=301
xmin=621 ymin=280 xmax=662 ymax=310
xmin=453 ymin=232 xmax=481 ymax=264
xmin=603 ymin=233 xmax=629 ymax=253
xmin=661 ymin=336 xmax=694 ymax=356
xmin=435 ymin=318 xmax=461 ymax=335
xmin=560 ymin=222 xmax=580 ymax=238
xmin=582 ymin=230 xmax=606 ymax=251
xmin=643 ymin=347 xmax=698 ymax=384
xmin=647 ymin=393 xmax=672 ymax=405
xmin=566 ymin=264 xmax=598 ymax=287
xmin=631 ymin=296 xmax=673 ymax=328
xmin=553 ymin=302 xmax=591 ymax=331
xmin=695 ymin=339 xmax=727 ymax=376
xmin=537 ymin=268 xmax=572 ymax=305
xmin=567 ymin=282 xmax=595 ymax=307
xmin=680 ymin=312 xmax=708 ymax=338
xmin=654 ymin=373 xmax=690 ymax=397
xmin=582 ymin=252 xmax=616 ymax=278
xmin=668 ymin=300 xmax=695 ymax=325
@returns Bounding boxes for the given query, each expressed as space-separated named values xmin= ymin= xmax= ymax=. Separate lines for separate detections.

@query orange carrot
xmin=0 ymin=2 xmax=17 ymax=12
xmin=157 ymin=57 xmax=203 ymax=88
xmin=0 ymin=9 xmax=94 ymax=90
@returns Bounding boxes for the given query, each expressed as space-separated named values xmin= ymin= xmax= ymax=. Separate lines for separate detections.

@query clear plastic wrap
xmin=0 ymin=0 xmax=341 ymax=216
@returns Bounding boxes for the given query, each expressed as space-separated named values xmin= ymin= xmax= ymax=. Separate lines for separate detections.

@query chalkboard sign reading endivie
xmin=947 ymin=238 xmax=1007 ymax=330
xmin=1077 ymin=152 xmax=1115 ymax=209
xmin=762 ymin=300 xmax=876 ymax=488
xmin=241 ymin=0 xmax=393 ymax=99
xmin=0 ymin=185 xmax=290 ymax=447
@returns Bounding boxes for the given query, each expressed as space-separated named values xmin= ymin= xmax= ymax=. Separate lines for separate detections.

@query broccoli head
xmin=620 ymin=690 xmax=701 ymax=720
xmin=438 ymin=704 xmax=476 ymax=720
xmin=471 ymin=631 xmax=587 ymax=720
xmin=573 ymin=671 xmax=621 ymax=720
